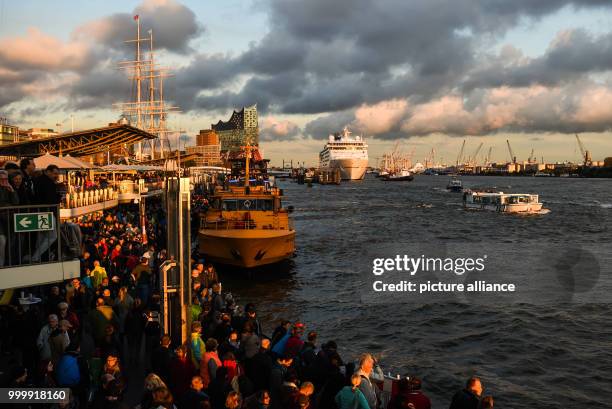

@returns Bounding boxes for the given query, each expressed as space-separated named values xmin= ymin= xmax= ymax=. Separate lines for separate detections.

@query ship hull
xmin=383 ymin=175 xmax=414 ymax=181
xmin=464 ymin=203 xmax=543 ymax=213
xmin=198 ymin=229 xmax=296 ymax=268
xmin=326 ymin=158 xmax=368 ymax=180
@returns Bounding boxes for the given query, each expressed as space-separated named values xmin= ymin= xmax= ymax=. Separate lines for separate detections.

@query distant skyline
xmin=1 ymin=0 xmax=612 ymax=166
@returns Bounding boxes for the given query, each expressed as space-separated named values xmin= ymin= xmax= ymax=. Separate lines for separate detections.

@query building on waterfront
xmin=24 ymin=128 xmax=59 ymax=140
xmin=186 ymin=144 xmax=221 ymax=166
xmin=211 ymin=104 xmax=258 ymax=152
xmin=0 ymin=117 xmax=19 ymax=145
xmin=196 ymin=129 xmax=219 ymax=146
xmin=187 ymin=128 xmax=222 ymax=166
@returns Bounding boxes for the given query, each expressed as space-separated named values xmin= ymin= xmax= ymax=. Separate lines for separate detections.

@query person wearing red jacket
xmin=285 ymin=322 xmax=305 ymax=358
xmin=389 ymin=376 xmax=431 ymax=409
xmin=169 ymin=345 xmax=196 ymax=399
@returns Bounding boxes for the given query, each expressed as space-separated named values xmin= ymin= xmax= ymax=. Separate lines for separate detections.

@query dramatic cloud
xmin=4 ymin=0 xmax=612 ymax=142
xmin=67 ymin=68 xmax=129 ymax=110
xmin=187 ymin=0 xmax=611 ymax=118
xmin=259 ymin=116 xmax=301 ymax=141
xmin=0 ymin=28 xmax=94 ymax=73
xmin=0 ymin=28 xmax=96 ymax=110
xmin=75 ymin=0 xmax=201 ymax=54
xmin=301 ymin=79 xmax=612 ymax=139
xmin=353 ymin=99 xmax=409 ymax=135
xmin=463 ymin=29 xmax=612 ymax=90
xmin=303 ymin=110 xmax=356 ymax=139
xmin=0 ymin=0 xmax=201 ymax=114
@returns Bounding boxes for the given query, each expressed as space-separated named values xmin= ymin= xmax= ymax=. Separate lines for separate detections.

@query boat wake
xmin=515 ymin=208 xmax=551 ymax=216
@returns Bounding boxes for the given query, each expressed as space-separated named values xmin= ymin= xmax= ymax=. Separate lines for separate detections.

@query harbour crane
xmin=469 ymin=142 xmax=483 ymax=166
xmin=528 ymin=148 xmax=535 ymax=164
xmin=575 ymin=134 xmax=592 ymax=166
xmin=456 ymin=139 xmax=466 ymax=166
xmin=506 ymin=139 xmax=516 ymax=163
xmin=485 ymin=146 xmax=493 ymax=165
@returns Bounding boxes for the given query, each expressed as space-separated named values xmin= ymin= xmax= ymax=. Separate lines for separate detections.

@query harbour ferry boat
xmin=382 ymin=169 xmax=414 ymax=181
xmin=446 ymin=178 xmax=463 ymax=192
xmin=198 ymin=146 xmax=295 ymax=268
xmin=319 ymin=127 xmax=369 ymax=180
xmin=463 ymin=190 xmax=544 ymax=213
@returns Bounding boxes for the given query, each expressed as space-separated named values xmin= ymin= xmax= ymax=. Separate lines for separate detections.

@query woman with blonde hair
xmin=225 ymin=390 xmax=242 ymax=409
xmin=335 ymin=373 xmax=371 ymax=409
xmin=141 ymin=373 xmax=168 ymax=409
xmin=102 ymin=353 xmax=125 ymax=396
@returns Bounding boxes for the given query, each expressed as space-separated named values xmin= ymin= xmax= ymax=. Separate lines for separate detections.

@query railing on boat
xmin=201 ymin=215 xmax=292 ymax=231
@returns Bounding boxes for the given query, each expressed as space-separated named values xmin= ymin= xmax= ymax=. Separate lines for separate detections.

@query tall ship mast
xmin=319 ymin=126 xmax=369 ymax=180
xmin=115 ymin=15 xmax=179 ymax=161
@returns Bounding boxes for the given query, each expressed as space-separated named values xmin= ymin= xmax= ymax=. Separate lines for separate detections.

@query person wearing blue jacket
xmin=336 ymin=374 xmax=371 ymax=409
xmin=56 ymin=342 xmax=90 ymax=406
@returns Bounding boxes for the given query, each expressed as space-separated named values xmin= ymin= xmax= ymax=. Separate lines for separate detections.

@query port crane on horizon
xmin=575 ymin=134 xmax=592 ymax=166
xmin=506 ymin=139 xmax=517 ymax=163
xmin=456 ymin=139 xmax=466 ymax=166
xmin=467 ymin=142 xmax=484 ymax=167
xmin=484 ymin=146 xmax=493 ymax=165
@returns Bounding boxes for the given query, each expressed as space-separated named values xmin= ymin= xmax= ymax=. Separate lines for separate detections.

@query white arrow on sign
xmin=19 ymin=218 xmax=32 ymax=228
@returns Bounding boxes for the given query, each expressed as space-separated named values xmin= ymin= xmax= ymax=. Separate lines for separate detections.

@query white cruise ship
xmin=319 ymin=127 xmax=369 ymax=180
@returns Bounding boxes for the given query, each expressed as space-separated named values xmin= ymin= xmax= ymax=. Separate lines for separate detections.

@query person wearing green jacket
xmin=188 ymin=321 xmax=206 ymax=370
xmin=336 ymin=374 xmax=371 ymax=409
xmin=91 ymin=260 xmax=108 ymax=289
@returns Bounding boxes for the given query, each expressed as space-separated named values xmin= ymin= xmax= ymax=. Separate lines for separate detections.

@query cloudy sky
xmin=1 ymin=0 xmax=612 ymax=166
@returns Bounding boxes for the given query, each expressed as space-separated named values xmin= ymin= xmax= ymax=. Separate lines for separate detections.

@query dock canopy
xmin=0 ymin=124 xmax=156 ymax=157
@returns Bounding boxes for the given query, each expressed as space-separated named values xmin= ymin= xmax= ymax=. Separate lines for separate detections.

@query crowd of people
xmin=0 ymin=160 xmax=495 ymax=409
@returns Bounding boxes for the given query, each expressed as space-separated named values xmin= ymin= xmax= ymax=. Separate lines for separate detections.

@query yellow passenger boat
xmin=198 ymin=146 xmax=295 ymax=268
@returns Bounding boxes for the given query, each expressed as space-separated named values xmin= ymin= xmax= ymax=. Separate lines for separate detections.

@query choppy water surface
xmin=221 ymin=175 xmax=612 ymax=408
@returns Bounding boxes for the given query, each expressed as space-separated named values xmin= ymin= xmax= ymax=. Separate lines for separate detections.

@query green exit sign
xmin=14 ymin=212 xmax=55 ymax=232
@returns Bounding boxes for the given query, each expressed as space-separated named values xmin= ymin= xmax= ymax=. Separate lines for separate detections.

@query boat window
xmin=222 ymin=200 xmax=238 ymax=211
xmin=258 ymin=199 xmax=274 ymax=211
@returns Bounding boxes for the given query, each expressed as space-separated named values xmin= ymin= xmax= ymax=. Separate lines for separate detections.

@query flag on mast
xmin=134 ymin=15 xmax=139 ymax=21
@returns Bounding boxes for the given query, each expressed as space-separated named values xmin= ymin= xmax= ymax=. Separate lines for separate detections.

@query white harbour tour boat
xmin=463 ymin=190 xmax=545 ymax=214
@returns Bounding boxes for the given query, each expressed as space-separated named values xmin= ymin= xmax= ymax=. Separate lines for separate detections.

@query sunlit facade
xmin=0 ymin=118 xmax=19 ymax=145
xmin=211 ymin=104 xmax=258 ymax=152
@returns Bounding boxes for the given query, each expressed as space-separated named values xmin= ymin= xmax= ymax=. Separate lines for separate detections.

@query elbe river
xmin=221 ymin=175 xmax=612 ymax=408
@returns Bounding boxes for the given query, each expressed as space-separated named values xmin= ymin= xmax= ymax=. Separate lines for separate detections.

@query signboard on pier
xmin=14 ymin=212 xmax=55 ymax=232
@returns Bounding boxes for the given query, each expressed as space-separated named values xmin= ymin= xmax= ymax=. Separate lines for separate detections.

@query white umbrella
xmin=33 ymin=153 xmax=81 ymax=170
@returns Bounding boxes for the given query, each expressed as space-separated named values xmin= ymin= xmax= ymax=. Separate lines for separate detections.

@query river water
xmin=220 ymin=175 xmax=612 ymax=408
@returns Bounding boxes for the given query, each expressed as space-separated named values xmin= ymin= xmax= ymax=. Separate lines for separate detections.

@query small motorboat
xmin=446 ymin=178 xmax=463 ymax=192
xmin=463 ymin=190 xmax=546 ymax=214
xmin=383 ymin=170 xmax=414 ymax=181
